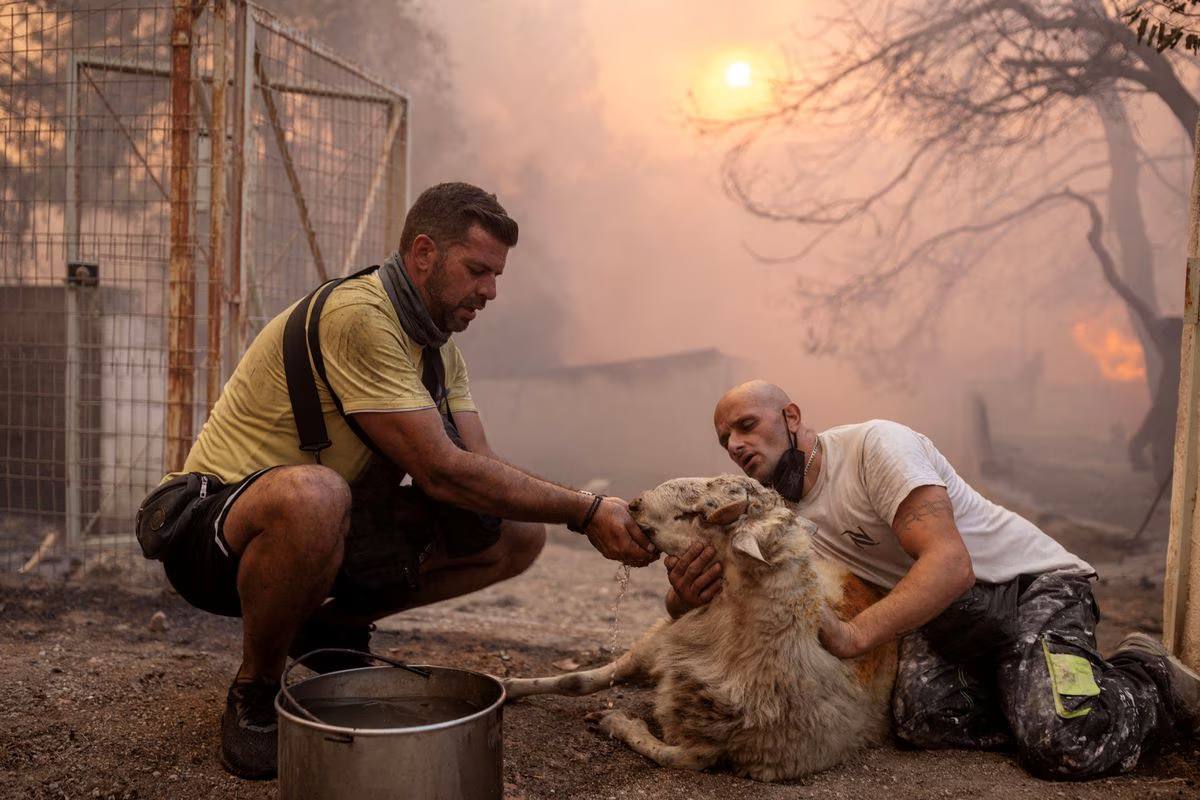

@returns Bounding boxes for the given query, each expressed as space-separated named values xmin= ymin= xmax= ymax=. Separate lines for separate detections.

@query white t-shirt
xmin=794 ymin=420 xmax=1093 ymax=590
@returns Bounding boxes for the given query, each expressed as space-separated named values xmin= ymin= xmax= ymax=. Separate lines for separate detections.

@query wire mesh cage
xmin=0 ymin=0 xmax=409 ymax=579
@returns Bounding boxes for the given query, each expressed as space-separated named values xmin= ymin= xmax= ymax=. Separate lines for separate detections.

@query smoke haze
xmin=283 ymin=0 xmax=1191 ymax=493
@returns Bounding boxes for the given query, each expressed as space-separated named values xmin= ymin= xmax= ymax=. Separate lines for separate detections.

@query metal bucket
xmin=276 ymin=650 xmax=505 ymax=800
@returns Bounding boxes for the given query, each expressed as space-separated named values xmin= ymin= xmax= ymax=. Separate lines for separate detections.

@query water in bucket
xmin=302 ymin=695 xmax=482 ymax=729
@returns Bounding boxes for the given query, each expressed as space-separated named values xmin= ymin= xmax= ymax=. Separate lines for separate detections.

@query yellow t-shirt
xmin=169 ymin=271 xmax=476 ymax=485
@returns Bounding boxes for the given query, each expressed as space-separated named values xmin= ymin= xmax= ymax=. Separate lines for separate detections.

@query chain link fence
xmin=0 ymin=0 xmax=409 ymax=579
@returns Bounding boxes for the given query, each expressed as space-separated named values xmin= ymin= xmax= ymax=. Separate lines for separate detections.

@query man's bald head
xmin=714 ymin=380 xmax=793 ymax=425
xmin=713 ymin=380 xmax=802 ymax=484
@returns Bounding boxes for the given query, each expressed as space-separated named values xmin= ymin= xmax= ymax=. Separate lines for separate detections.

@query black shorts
xmin=159 ymin=467 xmax=276 ymax=617
xmin=150 ymin=464 xmax=503 ymax=618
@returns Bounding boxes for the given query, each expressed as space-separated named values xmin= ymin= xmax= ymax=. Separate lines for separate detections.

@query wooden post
xmin=165 ymin=0 xmax=195 ymax=472
xmin=1163 ymin=118 xmax=1200 ymax=668
xmin=206 ymin=0 xmax=228 ymax=413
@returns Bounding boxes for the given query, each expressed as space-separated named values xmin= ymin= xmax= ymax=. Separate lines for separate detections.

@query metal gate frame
xmin=51 ymin=0 xmax=410 ymax=561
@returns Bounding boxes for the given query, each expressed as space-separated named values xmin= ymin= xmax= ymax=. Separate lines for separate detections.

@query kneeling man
xmin=664 ymin=379 xmax=1198 ymax=779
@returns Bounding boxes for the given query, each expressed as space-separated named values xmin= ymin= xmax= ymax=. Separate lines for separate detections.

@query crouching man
xmin=664 ymin=379 xmax=1198 ymax=779
xmin=135 ymin=183 xmax=657 ymax=779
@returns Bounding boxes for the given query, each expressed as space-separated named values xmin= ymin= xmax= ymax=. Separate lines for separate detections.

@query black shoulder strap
xmin=283 ymin=284 xmax=334 ymax=457
xmin=284 ymin=264 xmax=460 ymax=464
xmin=307 ymin=267 xmax=390 ymax=460
xmin=421 ymin=346 xmax=448 ymax=413
xmin=282 ymin=265 xmax=387 ymax=462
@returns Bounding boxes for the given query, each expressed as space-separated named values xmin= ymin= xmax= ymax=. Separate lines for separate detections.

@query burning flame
xmin=1071 ymin=319 xmax=1146 ymax=383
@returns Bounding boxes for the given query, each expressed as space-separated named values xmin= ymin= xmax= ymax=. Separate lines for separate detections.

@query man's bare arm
xmin=449 ymin=409 xmax=498 ymax=459
xmin=820 ymin=485 xmax=974 ymax=658
xmin=356 ymin=407 xmax=656 ymax=565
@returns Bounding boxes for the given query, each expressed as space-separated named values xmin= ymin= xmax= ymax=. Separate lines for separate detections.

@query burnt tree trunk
xmin=1095 ymin=94 xmax=1163 ymax=388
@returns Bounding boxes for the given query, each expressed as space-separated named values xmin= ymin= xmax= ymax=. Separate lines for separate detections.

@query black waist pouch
xmin=134 ymin=473 xmax=213 ymax=561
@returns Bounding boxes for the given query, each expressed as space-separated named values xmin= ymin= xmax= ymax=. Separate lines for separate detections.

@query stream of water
xmin=606 ymin=563 xmax=632 ymax=709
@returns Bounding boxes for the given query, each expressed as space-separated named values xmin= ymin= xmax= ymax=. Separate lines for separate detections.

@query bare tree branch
xmin=1062 ymin=188 xmax=1160 ymax=327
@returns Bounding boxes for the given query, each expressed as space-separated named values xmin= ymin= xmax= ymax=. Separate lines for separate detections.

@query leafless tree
xmin=700 ymin=0 xmax=1197 ymax=480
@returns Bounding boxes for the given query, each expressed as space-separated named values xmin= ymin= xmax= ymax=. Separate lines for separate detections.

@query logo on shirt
xmin=841 ymin=526 xmax=878 ymax=549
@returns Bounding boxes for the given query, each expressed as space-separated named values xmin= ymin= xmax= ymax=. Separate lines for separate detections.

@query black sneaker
xmin=220 ymin=677 xmax=280 ymax=780
xmin=288 ymin=617 xmax=376 ymax=674
xmin=1113 ymin=632 xmax=1200 ymax=733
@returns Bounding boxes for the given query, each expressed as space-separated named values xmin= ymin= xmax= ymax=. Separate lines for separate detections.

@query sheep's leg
xmin=503 ymin=620 xmax=667 ymax=701
xmin=588 ymin=709 xmax=717 ymax=772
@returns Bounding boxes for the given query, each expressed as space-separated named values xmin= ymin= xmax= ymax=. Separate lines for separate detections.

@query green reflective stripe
xmin=1041 ymin=638 xmax=1100 ymax=719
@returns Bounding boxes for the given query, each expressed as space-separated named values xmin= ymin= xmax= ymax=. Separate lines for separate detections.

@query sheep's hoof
xmin=583 ymin=709 xmax=609 ymax=725
xmin=585 ymin=708 xmax=626 ymax=737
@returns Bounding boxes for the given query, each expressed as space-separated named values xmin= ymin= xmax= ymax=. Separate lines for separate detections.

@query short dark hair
xmin=399 ymin=182 xmax=519 ymax=255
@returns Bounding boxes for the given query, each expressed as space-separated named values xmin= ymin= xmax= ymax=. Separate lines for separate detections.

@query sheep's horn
xmin=704 ymin=498 xmax=748 ymax=526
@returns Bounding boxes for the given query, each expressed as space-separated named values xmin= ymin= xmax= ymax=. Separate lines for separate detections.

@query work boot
xmin=220 ymin=676 xmax=280 ymax=780
xmin=288 ymin=617 xmax=376 ymax=674
xmin=1112 ymin=632 xmax=1200 ymax=734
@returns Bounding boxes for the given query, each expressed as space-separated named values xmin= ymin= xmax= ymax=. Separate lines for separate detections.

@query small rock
xmin=148 ymin=611 xmax=168 ymax=633
xmin=552 ymin=658 xmax=580 ymax=671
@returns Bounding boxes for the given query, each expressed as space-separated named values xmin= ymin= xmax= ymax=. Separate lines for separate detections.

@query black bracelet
xmin=568 ymin=492 xmax=605 ymax=534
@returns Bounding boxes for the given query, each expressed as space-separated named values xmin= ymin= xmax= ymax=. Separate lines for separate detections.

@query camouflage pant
xmin=892 ymin=573 xmax=1178 ymax=780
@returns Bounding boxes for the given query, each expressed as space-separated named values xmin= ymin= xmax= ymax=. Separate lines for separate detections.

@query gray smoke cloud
xmin=274 ymin=1 xmax=1187 ymax=500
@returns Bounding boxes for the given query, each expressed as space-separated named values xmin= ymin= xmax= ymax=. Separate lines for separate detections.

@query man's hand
xmin=585 ymin=498 xmax=659 ymax=567
xmin=818 ymin=605 xmax=866 ymax=659
xmin=665 ymin=543 xmax=723 ymax=617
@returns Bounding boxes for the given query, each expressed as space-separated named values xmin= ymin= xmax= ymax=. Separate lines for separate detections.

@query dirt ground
xmin=4 ymin=503 xmax=1200 ymax=800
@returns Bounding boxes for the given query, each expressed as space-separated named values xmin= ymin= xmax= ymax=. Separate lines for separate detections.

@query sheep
xmin=504 ymin=474 xmax=897 ymax=782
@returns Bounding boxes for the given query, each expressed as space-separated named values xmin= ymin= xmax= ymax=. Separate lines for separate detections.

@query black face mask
xmin=767 ymin=410 xmax=806 ymax=502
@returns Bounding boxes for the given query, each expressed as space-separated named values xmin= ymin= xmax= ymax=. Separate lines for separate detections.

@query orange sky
xmin=417 ymin=0 xmax=1183 ymax=448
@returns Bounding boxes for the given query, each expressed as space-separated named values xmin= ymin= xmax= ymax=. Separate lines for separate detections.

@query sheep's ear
xmin=731 ymin=528 xmax=769 ymax=564
xmin=704 ymin=498 xmax=748 ymax=526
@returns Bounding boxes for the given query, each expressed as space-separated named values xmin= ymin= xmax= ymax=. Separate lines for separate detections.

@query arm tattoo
xmin=893 ymin=498 xmax=954 ymax=534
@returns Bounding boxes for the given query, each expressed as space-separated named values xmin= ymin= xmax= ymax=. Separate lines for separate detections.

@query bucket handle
xmin=279 ymin=648 xmax=432 ymax=728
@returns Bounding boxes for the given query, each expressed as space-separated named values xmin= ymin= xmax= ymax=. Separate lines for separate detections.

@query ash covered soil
xmin=3 ymin=515 xmax=1200 ymax=800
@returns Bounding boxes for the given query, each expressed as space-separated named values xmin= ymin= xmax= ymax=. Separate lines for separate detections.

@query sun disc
xmin=725 ymin=61 xmax=752 ymax=88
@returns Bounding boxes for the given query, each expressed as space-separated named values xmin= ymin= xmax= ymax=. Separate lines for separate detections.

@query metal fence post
xmin=206 ymin=0 xmax=228 ymax=413
xmin=229 ymin=0 xmax=254 ymax=361
xmin=64 ymin=55 xmax=82 ymax=556
xmin=165 ymin=0 xmax=196 ymax=472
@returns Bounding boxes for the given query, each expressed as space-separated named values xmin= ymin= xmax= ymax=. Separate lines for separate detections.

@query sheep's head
xmin=628 ymin=474 xmax=812 ymax=568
